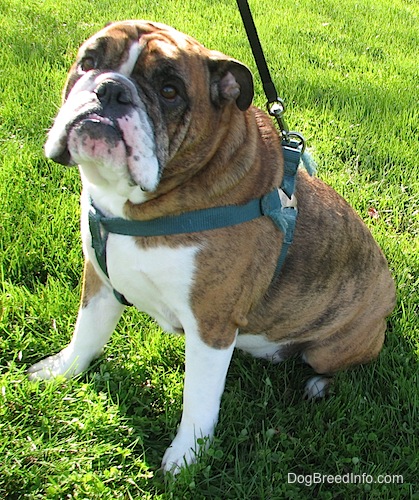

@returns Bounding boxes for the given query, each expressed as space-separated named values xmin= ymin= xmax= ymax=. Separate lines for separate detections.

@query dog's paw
xmin=161 ymin=429 xmax=211 ymax=474
xmin=303 ymin=375 xmax=332 ymax=400
xmin=27 ymin=346 xmax=92 ymax=380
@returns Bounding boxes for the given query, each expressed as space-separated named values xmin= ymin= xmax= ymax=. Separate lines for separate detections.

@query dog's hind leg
xmin=302 ymin=316 xmax=386 ymax=375
xmin=28 ymin=260 xmax=125 ymax=380
xmin=303 ymin=375 xmax=333 ymax=399
xmin=300 ymin=314 xmax=387 ymax=399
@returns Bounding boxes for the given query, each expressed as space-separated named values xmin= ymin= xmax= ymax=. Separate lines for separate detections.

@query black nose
xmin=95 ymin=80 xmax=133 ymax=106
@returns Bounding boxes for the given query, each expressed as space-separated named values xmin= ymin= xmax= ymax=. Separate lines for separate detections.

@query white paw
xmin=27 ymin=346 xmax=94 ymax=380
xmin=303 ymin=375 xmax=332 ymax=400
xmin=161 ymin=427 xmax=211 ymax=474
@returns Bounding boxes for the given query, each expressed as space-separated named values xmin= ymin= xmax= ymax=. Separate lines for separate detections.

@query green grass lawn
xmin=1 ymin=0 xmax=418 ymax=498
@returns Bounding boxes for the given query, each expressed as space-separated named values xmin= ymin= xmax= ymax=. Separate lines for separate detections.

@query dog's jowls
xmin=28 ymin=20 xmax=396 ymax=473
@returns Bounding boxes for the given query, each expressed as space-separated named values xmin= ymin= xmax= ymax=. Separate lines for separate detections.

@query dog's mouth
xmin=67 ymin=114 xmax=125 ymax=165
xmin=46 ymin=112 xmax=134 ymax=189
xmin=46 ymin=110 xmax=159 ymax=192
xmin=44 ymin=72 xmax=161 ymax=193
xmin=73 ymin=114 xmax=115 ymax=132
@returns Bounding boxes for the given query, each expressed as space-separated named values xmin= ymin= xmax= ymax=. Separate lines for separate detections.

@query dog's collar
xmin=88 ymin=140 xmax=313 ymax=305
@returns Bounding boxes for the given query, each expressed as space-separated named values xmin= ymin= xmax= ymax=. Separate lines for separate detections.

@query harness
xmin=88 ymin=142 xmax=314 ymax=306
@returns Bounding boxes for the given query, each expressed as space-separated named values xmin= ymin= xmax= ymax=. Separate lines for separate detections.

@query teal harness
xmin=88 ymin=140 xmax=312 ymax=306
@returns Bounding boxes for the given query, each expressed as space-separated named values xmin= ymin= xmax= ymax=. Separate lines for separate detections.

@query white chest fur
xmin=107 ymin=235 xmax=200 ymax=333
xmin=80 ymin=189 xmax=200 ymax=334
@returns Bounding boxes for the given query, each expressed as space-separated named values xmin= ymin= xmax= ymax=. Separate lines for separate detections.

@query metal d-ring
xmin=267 ymin=98 xmax=286 ymax=116
xmin=285 ymin=131 xmax=306 ymax=153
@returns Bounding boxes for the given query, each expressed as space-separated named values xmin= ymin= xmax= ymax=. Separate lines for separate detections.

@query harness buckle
xmin=88 ymin=203 xmax=132 ymax=306
xmin=88 ymin=206 xmax=107 ymax=256
xmin=260 ymin=190 xmax=287 ymax=234
xmin=260 ymin=189 xmax=298 ymax=280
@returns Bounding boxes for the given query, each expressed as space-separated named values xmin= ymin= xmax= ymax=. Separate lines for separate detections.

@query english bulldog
xmin=28 ymin=20 xmax=396 ymax=473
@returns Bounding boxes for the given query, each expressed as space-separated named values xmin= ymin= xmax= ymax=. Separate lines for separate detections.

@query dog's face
xmin=45 ymin=20 xmax=254 ymax=197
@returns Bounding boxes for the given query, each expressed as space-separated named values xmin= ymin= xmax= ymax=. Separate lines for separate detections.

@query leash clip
xmin=267 ymin=98 xmax=288 ymax=137
xmin=268 ymin=99 xmax=306 ymax=153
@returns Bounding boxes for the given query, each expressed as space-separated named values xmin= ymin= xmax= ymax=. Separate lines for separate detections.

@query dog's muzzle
xmin=45 ymin=71 xmax=161 ymax=192
xmin=66 ymin=77 xmax=139 ymax=161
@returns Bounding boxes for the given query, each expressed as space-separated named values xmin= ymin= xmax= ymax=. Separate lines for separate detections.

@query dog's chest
xmin=110 ymin=235 xmax=199 ymax=332
xmin=109 ymin=235 xmax=198 ymax=307
xmin=81 ymin=197 xmax=200 ymax=333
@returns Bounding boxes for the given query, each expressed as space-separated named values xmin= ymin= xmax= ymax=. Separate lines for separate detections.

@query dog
xmin=28 ymin=20 xmax=396 ymax=473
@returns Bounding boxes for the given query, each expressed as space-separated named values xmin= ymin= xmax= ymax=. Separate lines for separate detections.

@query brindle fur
xmin=63 ymin=20 xmax=395 ymax=374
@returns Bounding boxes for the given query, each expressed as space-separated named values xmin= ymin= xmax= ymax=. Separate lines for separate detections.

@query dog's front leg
xmin=28 ymin=261 xmax=125 ymax=380
xmin=162 ymin=328 xmax=237 ymax=473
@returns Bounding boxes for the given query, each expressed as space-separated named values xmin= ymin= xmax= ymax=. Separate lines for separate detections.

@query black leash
xmin=236 ymin=0 xmax=277 ymax=103
xmin=236 ymin=0 xmax=305 ymax=150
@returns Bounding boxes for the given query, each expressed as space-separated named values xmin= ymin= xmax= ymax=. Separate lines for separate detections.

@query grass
xmin=0 ymin=0 xmax=418 ymax=497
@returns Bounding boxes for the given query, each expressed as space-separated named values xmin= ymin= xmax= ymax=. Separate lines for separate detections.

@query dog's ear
xmin=208 ymin=52 xmax=254 ymax=111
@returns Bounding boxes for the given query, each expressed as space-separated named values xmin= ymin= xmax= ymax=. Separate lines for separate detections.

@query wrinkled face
xmin=45 ymin=20 xmax=253 ymax=197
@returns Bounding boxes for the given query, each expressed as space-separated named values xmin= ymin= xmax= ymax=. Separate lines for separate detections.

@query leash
xmin=236 ymin=0 xmax=306 ymax=150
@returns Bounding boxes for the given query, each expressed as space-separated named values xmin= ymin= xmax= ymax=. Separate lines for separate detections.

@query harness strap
xmin=88 ymin=141 xmax=303 ymax=305
xmin=282 ymin=141 xmax=303 ymax=198
xmin=91 ymin=189 xmax=284 ymax=238
xmin=88 ymin=214 xmax=132 ymax=305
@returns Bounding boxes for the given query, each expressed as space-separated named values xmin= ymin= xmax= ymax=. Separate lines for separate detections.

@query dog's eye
xmin=79 ymin=56 xmax=96 ymax=73
xmin=160 ymin=85 xmax=178 ymax=101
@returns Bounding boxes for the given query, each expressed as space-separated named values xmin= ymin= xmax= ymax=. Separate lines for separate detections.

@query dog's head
xmin=45 ymin=20 xmax=254 ymax=196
